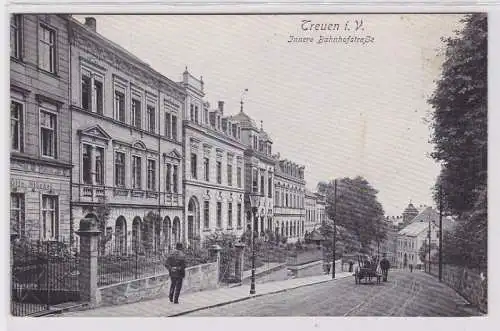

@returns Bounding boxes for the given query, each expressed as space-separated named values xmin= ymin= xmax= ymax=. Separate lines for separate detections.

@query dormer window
xmin=204 ymin=109 xmax=208 ymax=124
xmin=232 ymin=124 xmax=237 ymax=138
xmin=190 ymin=104 xmax=194 ymax=121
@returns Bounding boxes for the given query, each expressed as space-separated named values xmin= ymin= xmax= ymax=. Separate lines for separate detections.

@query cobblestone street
xmin=187 ymin=271 xmax=483 ymax=317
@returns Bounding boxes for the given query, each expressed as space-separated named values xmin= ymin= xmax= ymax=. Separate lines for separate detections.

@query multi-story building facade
xmin=396 ymin=207 xmax=440 ymax=268
xmin=69 ymin=17 xmax=186 ymax=253
xmin=180 ymin=69 xmax=246 ymax=246
xmin=231 ymin=107 xmax=274 ymax=237
xmin=304 ymin=190 xmax=318 ymax=233
xmin=10 ymin=14 xmax=73 ymax=243
xmin=274 ymin=159 xmax=306 ymax=243
xmin=315 ymin=192 xmax=327 ymax=225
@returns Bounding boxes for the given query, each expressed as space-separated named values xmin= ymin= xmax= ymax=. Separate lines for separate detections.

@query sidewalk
xmin=242 ymin=262 xmax=284 ymax=279
xmin=58 ymin=272 xmax=353 ymax=317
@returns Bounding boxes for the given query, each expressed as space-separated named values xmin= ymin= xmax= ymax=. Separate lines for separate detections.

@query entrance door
xmin=188 ymin=216 xmax=194 ymax=241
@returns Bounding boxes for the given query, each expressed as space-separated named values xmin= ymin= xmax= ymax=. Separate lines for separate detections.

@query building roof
xmin=230 ymin=111 xmax=258 ymax=130
xmin=410 ymin=206 xmax=439 ymax=224
xmin=398 ymin=221 xmax=434 ymax=236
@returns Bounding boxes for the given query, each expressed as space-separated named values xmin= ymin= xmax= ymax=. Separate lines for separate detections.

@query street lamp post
xmin=248 ymin=192 xmax=261 ymax=295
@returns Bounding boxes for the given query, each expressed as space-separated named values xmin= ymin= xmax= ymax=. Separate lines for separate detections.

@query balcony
xmin=73 ymin=184 xmax=183 ymax=207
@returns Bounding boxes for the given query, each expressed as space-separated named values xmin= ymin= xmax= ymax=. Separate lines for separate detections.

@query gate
xmin=11 ymin=240 xmax=80 ymax=316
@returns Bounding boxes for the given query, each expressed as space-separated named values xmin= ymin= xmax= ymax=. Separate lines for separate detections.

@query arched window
xmin=115 ymin=216 xmax=127 ymax=255
xmin=163 ymin=217 xmax=172 ymax=252
xmin=132 ymin=216 xmax=141 ymax=253
xmin=172 ymin=217 xmax=181 ymax=245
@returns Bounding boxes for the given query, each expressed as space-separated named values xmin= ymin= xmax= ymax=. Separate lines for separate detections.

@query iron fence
xmin=11 ymin=239 xmax=80 ymax=317
xmin=97 ymin=241 xmax=214 ymax=287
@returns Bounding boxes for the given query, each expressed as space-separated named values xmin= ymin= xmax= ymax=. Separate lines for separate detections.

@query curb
xmin=33 ymin=303 xmax=89 ymax=317
xmin=167 ymin=274 xmax=352 ymax=317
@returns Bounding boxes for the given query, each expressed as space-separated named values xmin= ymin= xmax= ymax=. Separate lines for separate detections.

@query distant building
xmin=402 ymin=202 xmax=419 ymax=226
xmin=274 ymin=159 xmax=306 ymax=243
xmin=10 ymin=14 xmax=73 ymax=243
xmin=305 ymin=190 xmax=318 ymax=233
xmin=396 ymin=206 xmax=442 ymax=268
xmin=315 ymin=192 xmax=327 ymax=226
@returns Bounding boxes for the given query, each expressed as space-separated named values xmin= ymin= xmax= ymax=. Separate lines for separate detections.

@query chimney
xmin=84 ymin=17 xmax=97 ymax=32
xmin=218 ymin=101 xmax=224 ymax=113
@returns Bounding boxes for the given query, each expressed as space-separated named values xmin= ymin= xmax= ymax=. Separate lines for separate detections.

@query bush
xmin=281 ymin=236 xmax=288 ymax=244
xmin=12 ymin=239 xmax=74 ymax=266
xmin=184 ymin=247 xmax=210 ymax=267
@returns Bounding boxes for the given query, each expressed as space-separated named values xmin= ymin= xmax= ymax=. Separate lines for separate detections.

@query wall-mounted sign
xmin=11 ymin=178 xmax=53 ymax=191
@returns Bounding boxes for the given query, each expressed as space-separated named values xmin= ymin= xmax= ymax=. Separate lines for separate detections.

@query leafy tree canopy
xmin=428 ymin=13 xmax=487 ymax=215
xmin=317 ymin=176 xmax=386 ymax=250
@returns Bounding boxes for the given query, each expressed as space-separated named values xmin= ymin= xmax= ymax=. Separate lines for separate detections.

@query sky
xmin=75 ymin=14 xmax=465 ymax=216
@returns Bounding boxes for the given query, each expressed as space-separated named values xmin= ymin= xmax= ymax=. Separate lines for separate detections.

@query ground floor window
xmin=10 ymin=193 xmax=25 ymax=237
xmin=42 ymin=195 xmax=58 ymax=240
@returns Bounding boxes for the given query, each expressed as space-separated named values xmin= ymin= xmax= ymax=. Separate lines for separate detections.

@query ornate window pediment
xmin=78 ymin=125 xmax=112 ymax=143
xmin=164 ymin=148 xmax=182 ymax=161
xmin=132 ymin=140 xmax=147 ymax=151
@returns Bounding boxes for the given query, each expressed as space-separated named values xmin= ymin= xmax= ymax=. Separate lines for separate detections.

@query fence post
xmin=234 ymin=243 xmax=246 ymax=282
xmin=209 ymin=244 xmax=222 ymax=284
xmin=76 ymin=218 xmax=101 ymax=307
xmin=135 ymin=249 xmax=139 ymax=279
xmin=46 ymin=241 xmax=50 ymax=310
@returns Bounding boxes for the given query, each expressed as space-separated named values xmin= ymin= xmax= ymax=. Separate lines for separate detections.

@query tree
xmin=419 ymin=242 xmax=439 ymax=264
xmin=317 ymin=176 xmax=386 ymax=251
xmin=428 ymin=13 xmax=487 ymax=270
xmin=428 ymin=14 xmax=487 ymax=215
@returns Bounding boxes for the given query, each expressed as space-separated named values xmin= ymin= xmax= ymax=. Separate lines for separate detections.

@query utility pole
xmin=332 ymin=179 xmax=337 ymax=279
xmin=428 ymin=216 xmax=431 ymax=274
xmin=439 ymin=184 xmax=443 ymax=282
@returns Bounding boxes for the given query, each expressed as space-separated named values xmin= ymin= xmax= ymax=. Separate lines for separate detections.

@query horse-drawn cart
xmin=354 ymin=255 xmax=382 ymax=285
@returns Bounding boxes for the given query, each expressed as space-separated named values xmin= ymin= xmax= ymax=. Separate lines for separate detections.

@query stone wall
xmin=288 ymin=259 xmax=342 ymax=279
xmin=241 ymin=263 xmax=289 ymax=284
xmin=429 ymin=264 xmax=487 ymax=313
xmin=96 ymin=261 xmax=219 ymax=307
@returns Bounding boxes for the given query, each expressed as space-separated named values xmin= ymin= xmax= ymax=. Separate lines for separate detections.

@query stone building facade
xmin=396 ymin=207 xmax=441 ymax=268
xmin=68 ymin=17 xmax=186 ymax=254
xmin=304 ymin=190 xmax=317 ymax=234
xmin=180 ymin=69 xmax=246 ymax=246
xmin=10 ymin=14 xmax=73 ymax=243
xmin=315 ymin=193 xmax=326 ymax=226
xmin=231 ymin=108 xmax=275 ymax=237
xmin=274 ymin=159 xmax=306 ymax=243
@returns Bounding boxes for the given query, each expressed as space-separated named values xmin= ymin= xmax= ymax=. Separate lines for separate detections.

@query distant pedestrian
xmin=165 ymin=242 xmax=186 ymax=304
xmin=349 ymin=261 xmax=354 ymax=273
xmin=379 ymin=253 xmax=390 ymax=282
xmin=409 ymin=264 xmax=413 ymax=273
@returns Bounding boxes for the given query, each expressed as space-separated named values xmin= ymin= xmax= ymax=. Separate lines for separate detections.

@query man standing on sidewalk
xmin=166 ymin=243 xmax=187 ymax=304
xmin=379 ymin=253 xmax=390 ymax=282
